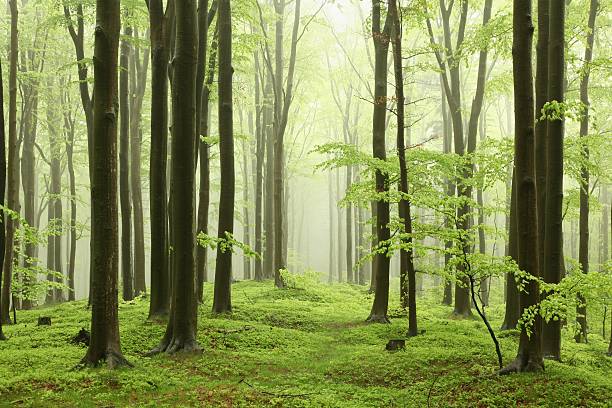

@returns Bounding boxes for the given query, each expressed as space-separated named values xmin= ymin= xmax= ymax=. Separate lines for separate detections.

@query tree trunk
xmin=151 ymin=0 xmax=200 ymax=353
xmin=0 ymin=56 xmax=6 ymax=339
xmin=328 ymin=170 xmax=334 ymax=283
xmin=62 ymin=86 xmax=77 ymax=302
xmin=263 ymin=70 xmax=274 ymax=280
xmin=147 ymin=0 xmax=174 ymax=319
xmin=1 ymin=0 xmax=19 ymax=325
xmin=196 ymin=27 xmax=217 ymax=299
xmin=212 ymin=0 xmax=234 ymax=314
xmin=501 ymin=168 xmax=521 ymax=330
xmin=81 ymin=0 xmax=130 ymax=367
xmin=575 ymin=0 xmax=598 ymax=344
xmin=367 ymin=0 xmax=391 ymax=324
xmin=542 ymin=0 xmax=566 ymax=358
xmin=500 ymin=0 xmax=543 ymax=373
xmin=119 ymin=25 xmax=134 ymax=302
xmin=389 ymin=0 xmax=417 ymax=335
xmin=253 ymin=50 xmax=264 ymax=281
xmin=441 ymin=75 xmax=453 ymax=306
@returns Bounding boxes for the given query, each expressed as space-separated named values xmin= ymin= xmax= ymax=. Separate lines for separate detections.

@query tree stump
xmin=37 ymin=317 xmax=51 ymax=326
xmin=385 ymin=339 xmax=405 ymax=351
xmin=71 ymin=328 xmax=90 ymax=346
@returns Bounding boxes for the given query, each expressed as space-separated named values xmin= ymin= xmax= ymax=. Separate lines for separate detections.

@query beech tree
xmin=0 ymin=56 xmax=7 ymax=340
xmin=81 ymin=0 xmax=130 ymax=368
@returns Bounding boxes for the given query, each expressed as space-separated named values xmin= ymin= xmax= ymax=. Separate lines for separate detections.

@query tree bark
xmin=367 ymin=0 xmax=391 ymax=324
xmin=542 ymin=0 xmax=565 ymax=358
xmin=147 ymin=0 xmax=174 ymax=319
xmin=0 ymin=56 xmax=6 ymax=339
xmin=119 ymin=25 xmax=134 ymax=302
xmin=151 ymin=0 xmax=200 ymax=353
xmin=212 ymin=0 xmax=234 ymax=313
xmin=253 ymin=51 xmax=264 ymax=281
xmin=2 ymin=0 xmax=19 ymax=325
xmin=81 ymin=0 xmax=130 ymax=368
xmin=501 ymin=168 xmax=520 ymax=330
xmin=130 ymin=31 xmax=149 ymax=297
xmin=500 ymin=0 xmax=543 ymax=373
xmin=389 ymin=0 xmax=417 ymax=335
xmin=575 ymin=0 xmax=598 ymax=344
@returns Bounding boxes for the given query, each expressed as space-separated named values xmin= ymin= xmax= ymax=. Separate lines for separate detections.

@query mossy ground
xmin=0 ymin=280 xmax=610 ymax=407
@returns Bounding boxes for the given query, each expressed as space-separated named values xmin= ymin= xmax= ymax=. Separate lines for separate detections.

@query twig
xmin=427 ymin=372 xmax=442 ymax=408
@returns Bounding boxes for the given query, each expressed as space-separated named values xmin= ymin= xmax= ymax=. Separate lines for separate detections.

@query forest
xmin=0 ymin=0 xmax=611 ymax=406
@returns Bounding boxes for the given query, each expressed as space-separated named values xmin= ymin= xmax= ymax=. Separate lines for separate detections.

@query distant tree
xmin=500 ymin=0 xmax=544 ymax=373
xmin=81 ymin=0 xmax=130 ymax=368
xmin=212 ymin=0 xmax=234 ymax=313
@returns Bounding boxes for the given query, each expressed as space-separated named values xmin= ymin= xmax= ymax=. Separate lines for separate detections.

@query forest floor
xmin=0 ymin=279 xmax=610 ymax=407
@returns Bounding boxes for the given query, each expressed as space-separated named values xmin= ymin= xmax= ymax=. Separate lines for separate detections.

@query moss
xmin=0 ymin=280 xmax=610 ymax=407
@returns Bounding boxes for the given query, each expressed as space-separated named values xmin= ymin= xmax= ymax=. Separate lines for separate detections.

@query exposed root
xmin=147 ymin=337 xmax=201 ymax=356
xmin=77 ymin=350 xmax=133 ymax=370
xmin=366 ymin=314 xmax=391 ymax=324
xmin=498 ymin=357 xmax=544 ymax=375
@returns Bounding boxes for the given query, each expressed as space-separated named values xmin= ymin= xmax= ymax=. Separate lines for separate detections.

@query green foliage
xmin=197 ymin=231 xmax=261 ymax=260
xmin=0 ymin=282 xmax=610 ymax=407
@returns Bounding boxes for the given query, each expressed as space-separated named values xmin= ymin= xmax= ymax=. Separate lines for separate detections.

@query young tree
xmin=389 ymin=0 xmax=417 ymax=336
xmin=212 ymin=0 xmax=234 ymax=313
xmin=1 ymin=0 xmax=19 ymax=325
xmin=147 ymin=0 xmax=174 ymax=319
xmin=367 ymin=0 xmax=391 ymax=323
xmin=81 ymin=0 xmax=130 ymax=368
xmin=500 ymin=0 xmax=544 ymax=373
xmin=151 ymin=0 xmax=200 ymax=353
xmin=0 ymin=56 xmax=7 ymax=339
xmin=575 ymin=0 xmax=599 ymax=344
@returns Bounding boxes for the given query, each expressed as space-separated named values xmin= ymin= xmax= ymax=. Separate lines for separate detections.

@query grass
xmin=0 ymin=278 xmax=610 ymax=407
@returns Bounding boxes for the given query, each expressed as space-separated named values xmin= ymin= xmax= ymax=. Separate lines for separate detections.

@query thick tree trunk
xmin=575 ymin=0 xmax=598 ymax=344
xmin=151 ymin=0 xmax=200 ymax=353
xmin=542 ymin=0 xmax=565 ymax=358
xmin=119 ymin=25 xmax=134 ymax=302
xmin=81 ymin=0 xmax=130 ymax=367
xmin=212 ymin=0 xmax=234 ymax=313
xmin=367 ymin=0 xmax=391 ymax=324
xmin=2 ymin=0 xmax=19 ymax=325
xmin=147 ymin=0 xmax=173 ymax=319
xmin=500 ymin=0 xmax=543 ymax=373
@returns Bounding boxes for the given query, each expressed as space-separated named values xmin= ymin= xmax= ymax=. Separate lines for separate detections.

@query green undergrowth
xmin=0 ymin=280 xmax=610 ymax=407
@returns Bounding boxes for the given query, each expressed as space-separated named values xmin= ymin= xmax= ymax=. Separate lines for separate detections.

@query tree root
xmin=77 ymin=350 xmax=133 ymax=370
xmin=498 ymin=357 xmax=544 ymax=375
xmin=147 ymin=337 xmax=201 ymax=356
xmin=366 ymin=314 xmax=391 ymax=324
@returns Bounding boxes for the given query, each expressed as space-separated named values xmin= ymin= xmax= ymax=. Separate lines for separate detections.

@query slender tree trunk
xmin=212 ymin=0 xmax=234 ymax=313
xmin=62 ymin=87 xmax=77 ymax=302
xmin=389 ymin=0 xmax=416 ymax=334
xmin=1 ymin=0 xmax=19 ymax=325
xmin=0 ymin=56 xmax=6 ymax=339
xmin=501 ymin=168 xmax=521 ymax=330
xmin=441 ymin=76 xmax=453 ymax=306
xmin=328 ymin=170 xmax=335 ymax=283
xmin=119 ymin=25 xmax=134 ymax=301
xmin=500 ymin=0 xmax=543 ymax=373
xmin=263 ymin=71 xmax=274 ymax=280
xmin=575 ymin=0 xmax=598 ymax=344
xmin=196 ymin=28 xmax=217 ymax=299
xmin=81 ymin=0 xmax=130 ymax=367
xmin=147 ymin=0 xmax=174 ymax=319
xmin=367 ymin=0 xmax=391 ymax=323
xmin=542 ymin=0 xmax=566 ymax=358
xmin=253 ymin=51 xmax=264 ymax=281
xmin=336 ymin=169 xmax=343 ymax=282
